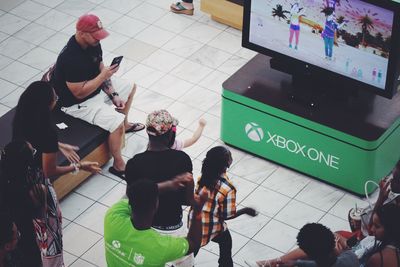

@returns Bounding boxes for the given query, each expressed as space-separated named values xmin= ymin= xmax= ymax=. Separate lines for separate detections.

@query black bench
xmin=0 ymin=108 xmax=111 ymax=199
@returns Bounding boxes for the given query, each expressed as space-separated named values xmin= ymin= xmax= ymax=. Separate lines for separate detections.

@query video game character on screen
xmin=321 ymin=8 xmax=347 ymax=60
xmin=288 ymin=2 xmax=305 ymax=50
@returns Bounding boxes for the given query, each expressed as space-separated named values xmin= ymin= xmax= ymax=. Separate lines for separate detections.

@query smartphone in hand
xmin=110 ymin=56 xmax=123 ymax=68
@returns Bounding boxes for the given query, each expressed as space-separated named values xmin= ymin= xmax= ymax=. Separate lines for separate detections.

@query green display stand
xmin=221 ymin=54 xmax=400 ymax=195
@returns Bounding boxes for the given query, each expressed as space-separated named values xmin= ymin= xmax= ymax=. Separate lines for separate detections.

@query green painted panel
xmin=221 ymin=97 xmax=400 ymax=195
xmin=222 ymin=89 xmax=400 ymax=150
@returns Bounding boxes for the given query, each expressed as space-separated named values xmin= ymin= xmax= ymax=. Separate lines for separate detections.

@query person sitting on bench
xmin=50 ymin=14 xmax=144 ymax=179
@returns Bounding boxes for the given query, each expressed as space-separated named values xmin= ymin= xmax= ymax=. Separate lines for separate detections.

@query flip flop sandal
xmin=170 ymin=2 xmax=194 ymax=15
xmin=108 ymin=166 xmax=125 ymax=179
xmin=125 ymin=122 xmax=145 ymax=133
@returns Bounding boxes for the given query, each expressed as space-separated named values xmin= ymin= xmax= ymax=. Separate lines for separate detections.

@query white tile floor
xmin=0 ymin=0 xmax=377 ymax=266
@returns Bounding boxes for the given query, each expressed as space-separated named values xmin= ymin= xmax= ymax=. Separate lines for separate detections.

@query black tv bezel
xmin=242 ymin=0 xmax=400 ymax=99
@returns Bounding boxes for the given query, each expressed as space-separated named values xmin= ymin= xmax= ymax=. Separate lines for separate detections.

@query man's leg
xmin=121 ymin=84 xmax=136 ymax=128
xmin=61 ymin=95 xmax=127 ymax=173
xmin=109 ymin=123 xmax=126 ymax=171
xmin=114 ymin=83 xmax=144 ymax=132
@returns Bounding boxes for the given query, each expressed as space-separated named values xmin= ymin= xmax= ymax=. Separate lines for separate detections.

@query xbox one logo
xmin=245 ymin=122 xmax=264 ymax=142
xmin=112 ymin=240 xmax=121 ymax=249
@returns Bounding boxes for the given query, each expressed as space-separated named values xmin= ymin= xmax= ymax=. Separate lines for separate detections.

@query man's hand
xmin=100 ymin=65 xmax=119 ymax=80
xmin=334 ymin=233 xmax=348 ymax=256
xmin=170 ymin=172 xmax=193 ymax=191
xmin=59 ymin=143 xmax=80 ymax=163
xmin=112 ymin=95 xmax=126 ymax=110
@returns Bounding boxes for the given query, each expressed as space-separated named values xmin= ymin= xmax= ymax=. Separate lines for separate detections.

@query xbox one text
xmin=266 ymin=132 xmax=340 ymax=169
xmin=245 ymin=122 xmax=340 ymax=169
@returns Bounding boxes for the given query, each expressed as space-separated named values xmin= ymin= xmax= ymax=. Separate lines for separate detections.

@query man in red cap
xmin=51 ymin=14 xmax=144 ymax=179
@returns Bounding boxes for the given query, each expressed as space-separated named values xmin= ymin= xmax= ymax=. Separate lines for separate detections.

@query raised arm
xmin=42 ymin=152 xmax=101 ymax=178
xmin=183 ymin=118 xmax=207 ymax=148
xmin=225 ymin=207 xmax=258 ymax=221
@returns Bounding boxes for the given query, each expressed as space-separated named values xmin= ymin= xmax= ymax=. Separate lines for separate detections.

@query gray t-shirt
xmin=295 ymin=250 xmax=359 ymax=267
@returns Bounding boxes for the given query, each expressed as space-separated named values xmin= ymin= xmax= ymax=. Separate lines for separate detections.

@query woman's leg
xmin=295 ymin=29 xmax=300 ymax=47
xmin=289 ymin=28 xmax=295 ymax=46
xmin=324 ymin=37 xmax=329 ymax=57
xmin=212 ymin=230 xmax=233 ymax=267
xmin=170 ymin=0 xmax=194 ymax=14
xmin=328 ymin=38 xmax=334 ymax=58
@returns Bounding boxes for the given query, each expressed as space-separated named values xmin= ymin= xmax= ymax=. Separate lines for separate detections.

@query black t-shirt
xmin=13 ymin=123 xmax=59 ymax=168
xmin=30 ymin=126 xmax=59 ymax=170
xmin=51 ymin=35 xmax=103 ymax=107
xmin=125 ymin=150 xmax=193 ymax=227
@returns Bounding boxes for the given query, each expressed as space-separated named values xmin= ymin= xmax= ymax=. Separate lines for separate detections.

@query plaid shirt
xmin=189 ymin=174 xmax=237 ymax=246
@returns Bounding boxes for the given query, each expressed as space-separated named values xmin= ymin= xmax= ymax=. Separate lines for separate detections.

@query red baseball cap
xmin=76 ymin=14 xmax=109 ymax=40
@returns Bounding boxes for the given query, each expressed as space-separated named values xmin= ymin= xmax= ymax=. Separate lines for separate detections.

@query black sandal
xmin=108 ymin=166 xmax=125 ymax=179
xmin=125 ymin=122 xmax=145 ymax=133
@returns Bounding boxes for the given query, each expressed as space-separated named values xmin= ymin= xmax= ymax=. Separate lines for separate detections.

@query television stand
xmin=221 ymin=54 xmax=400 ymax=195
xmin=269 ymin=57 xmax=361 ymax=109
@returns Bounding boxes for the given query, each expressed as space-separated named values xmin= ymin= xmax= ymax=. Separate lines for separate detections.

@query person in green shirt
xmin=104 ymin=179 xmax=206 ymax=267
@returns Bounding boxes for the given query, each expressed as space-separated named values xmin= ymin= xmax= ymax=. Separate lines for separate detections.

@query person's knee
xmin=111 ymin=122 xmax=124 ymax=135
xmin=129 ymin=84 xmax=137 ymax=96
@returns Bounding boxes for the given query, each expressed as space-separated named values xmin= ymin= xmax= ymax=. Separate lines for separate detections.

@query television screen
xmin=245 ymin=0 xmax=397 ymax=93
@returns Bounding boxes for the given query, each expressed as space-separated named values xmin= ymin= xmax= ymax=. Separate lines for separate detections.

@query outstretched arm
xmin=337 ymin=21 xmax=346 ymax=29
xmin=42 ymin=152 xmax=101 ymax=178
xmin=183 ymin=118 xmax=207 ymax=148
xmin=225 ymin=207 xmax=258 ymax=221
xmin=58 ymin=142 xmax=80 ymax=163
xmin=253 ymin=248 xmax=308 ymax=267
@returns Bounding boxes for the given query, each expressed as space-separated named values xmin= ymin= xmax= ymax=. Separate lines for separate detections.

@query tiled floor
xmin=0 ymin=0 xmax=376 ymax=266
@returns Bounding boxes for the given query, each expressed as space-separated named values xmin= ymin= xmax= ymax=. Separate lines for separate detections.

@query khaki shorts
xmin=61 ymin=80 xmax=131 ymax=132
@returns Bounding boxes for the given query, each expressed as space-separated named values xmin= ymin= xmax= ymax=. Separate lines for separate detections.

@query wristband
xmin=108 ymin=92 xmax=119 ymax=100
xmin=71 ymin=162 xmax=80 ymax=174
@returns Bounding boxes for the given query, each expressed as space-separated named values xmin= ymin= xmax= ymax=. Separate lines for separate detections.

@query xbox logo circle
xmin=245 ymin=122 xmax=264 ymax=142
xmin=112 ymin=240 xmax=121 ymax=249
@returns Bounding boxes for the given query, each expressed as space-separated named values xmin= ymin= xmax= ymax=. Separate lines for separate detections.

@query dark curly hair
xmin=297 ymin=223 xmax=336 ymax=266
xmin=199 ymin=146 xmax=232 ymax=190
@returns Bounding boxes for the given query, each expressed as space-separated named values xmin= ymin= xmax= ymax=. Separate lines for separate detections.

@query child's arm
xmin=337 ymin=21 xmax=347 ymax=29
xmin=183 ymin=118 xmax=207 ymax=148
xmin=225 ymin=207 xmax=258 ymax=220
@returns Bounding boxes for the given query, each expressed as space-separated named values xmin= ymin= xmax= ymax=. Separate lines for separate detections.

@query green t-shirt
xmin=104 ymin=200 xmax=189 ymax=267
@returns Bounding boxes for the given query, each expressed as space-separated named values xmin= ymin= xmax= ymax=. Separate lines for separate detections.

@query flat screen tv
xmin=242 ymin=0 xmax=400 ymax=99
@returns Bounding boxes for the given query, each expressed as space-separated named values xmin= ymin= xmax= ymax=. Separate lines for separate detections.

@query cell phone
xmin=110 ymin=56 xmax=123 ymax=67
